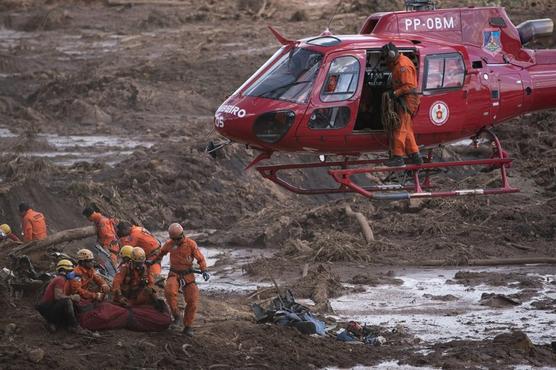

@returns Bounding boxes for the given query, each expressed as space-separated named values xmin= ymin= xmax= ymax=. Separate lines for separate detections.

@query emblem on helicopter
xmin=429 ymin=101 xmax=449 ymax=126
xmin=483 ymin=30 xmax=502 ymax=53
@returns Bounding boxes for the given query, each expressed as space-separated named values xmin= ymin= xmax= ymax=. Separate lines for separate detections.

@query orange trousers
xmin=164 ymin=275 xmax=199 ymax=327
xmin=392 ymin=111 xmax=419 ymax=157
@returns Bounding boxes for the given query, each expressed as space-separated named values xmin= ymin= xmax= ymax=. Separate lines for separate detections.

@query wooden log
xmin=418 ymin=257 xmax=556 ymax=267
xmin=10 ymin=226 xmax=95 ymax=256
xmin=345 ymin=205 xmax=374 ymax=243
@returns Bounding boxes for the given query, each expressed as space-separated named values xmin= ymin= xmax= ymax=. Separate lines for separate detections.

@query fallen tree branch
xmin=10 ymin=226 xmax=95 ymax=256
xmin=417 ymin=257 xmax=556 ymax=267
xmin=345 ymin=205 xmax=374 ymax=243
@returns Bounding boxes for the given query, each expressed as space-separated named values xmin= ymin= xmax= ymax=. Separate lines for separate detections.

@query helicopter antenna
xmin=325 ymin=1 xmax=343 ymax=33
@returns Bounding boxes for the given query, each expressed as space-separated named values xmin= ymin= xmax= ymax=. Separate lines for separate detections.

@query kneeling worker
xmin=67 ymin=249 xmax=110 ymax=301
xmin=36 ymin=259 xmax=87 ymax=334
xmin=1 ymin=224 xmax=21 ymax=243
xmin=112 ymin=247 xmax=155 ymax=306
xmin=152 ymin=223 xmax=210 ymax=337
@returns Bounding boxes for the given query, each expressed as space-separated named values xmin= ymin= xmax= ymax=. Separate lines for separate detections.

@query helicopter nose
xmin=214 ymin=98 xmax=297 ymax=147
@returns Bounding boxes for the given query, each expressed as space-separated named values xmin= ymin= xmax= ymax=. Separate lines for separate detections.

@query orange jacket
xmin=21 ymin=209 xmax=47 ymax=242
xmin=390 ymin=54 xmax=420 ymax=114
xmin=89 ymin=212 xmax=118 ymax=249
xmin=112 ymin=262 xmax=153 ymax=298
xmin=156 ymin=237 xmax=207 ymax=283
xmin=119 ymin=226 xmax=160 ymax=261
xmin=66 ymin=265 xmax=108 ymax=300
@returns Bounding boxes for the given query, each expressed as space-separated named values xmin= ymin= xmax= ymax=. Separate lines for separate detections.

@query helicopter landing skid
xmin=256 ymin=129 xmax=519 ymax=200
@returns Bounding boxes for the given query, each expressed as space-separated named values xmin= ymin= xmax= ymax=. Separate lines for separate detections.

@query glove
xmin=101 ymin=284 xmax=110 ymax=294
xmin=118 ymin=297 xmax=129 ymax=307
xmin=70 ymin=294 xmax=81 ymax=302
xmin=202 ymin=271 xmax=210 ymax=282
xmin=95 ymin=292 xmax=105 ymax=302
xmin=388 ymin=90 xmax=397 ymax=100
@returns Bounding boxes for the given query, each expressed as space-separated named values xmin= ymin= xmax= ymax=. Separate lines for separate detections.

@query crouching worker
xmin=112 ymin=247 xmax=157 ymax=307
xmin=67 ymin=249 xmax=110 ymax=302
xmin=152 ymin=223 xmax=210 ymax=337
xmin=36 ymin=259 xmax=88 ymax=334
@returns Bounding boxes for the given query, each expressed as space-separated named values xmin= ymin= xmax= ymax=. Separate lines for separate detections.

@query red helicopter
xmin=213 ymin=0 xmax=556 ymax=200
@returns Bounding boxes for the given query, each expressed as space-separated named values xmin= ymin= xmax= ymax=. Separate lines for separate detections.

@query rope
xmin=381 ymin=92 xmax=401 ymax=153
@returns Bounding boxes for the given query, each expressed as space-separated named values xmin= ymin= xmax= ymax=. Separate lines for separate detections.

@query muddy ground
xmin=1 ymin=0 xmax=556 ymax=368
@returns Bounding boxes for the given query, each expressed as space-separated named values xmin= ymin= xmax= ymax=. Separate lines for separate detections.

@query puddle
xmin=330 ymin=266 xmax=556 ymax=345
xmin=325 ymin=363 xmax=438 ymax=370
xmin=0 ymin=127 xmax=154 ymax=166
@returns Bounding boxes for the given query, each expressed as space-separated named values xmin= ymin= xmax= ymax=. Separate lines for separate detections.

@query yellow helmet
xmin=0 ymin=224 xmax=11 ymax=235
xmin=77 ymin=248 xmax=94 ymax=261
xmin=119 ymin=245 xmax=134 ymax=260
xmin=131 ymin=247 xmax=146 ymax=263
xmin=56 ymin=259 xmax=74 ymax=272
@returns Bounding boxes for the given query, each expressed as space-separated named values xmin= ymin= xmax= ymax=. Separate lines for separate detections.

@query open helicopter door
xmin=294 ymin=49 xmax=366 ymax=150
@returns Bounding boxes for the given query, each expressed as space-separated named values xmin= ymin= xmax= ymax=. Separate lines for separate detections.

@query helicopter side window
xmin=321 ymin=56 xmax=360 ymax=102
xmin=424 ymin=53 xmax=465 ymax=91
xmin=309 ymin=107 xmax=350 ymax=129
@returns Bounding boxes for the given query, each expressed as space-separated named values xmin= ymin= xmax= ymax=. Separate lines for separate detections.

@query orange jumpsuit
xmin=66 ymin=265 xmax=108 ymax=301
xmin=112 ymin=263 xmax=154 ymax=305
xmin=21 ymin=209 xmax=48 ymax=242
xmin=155 ymin=237 xmax=207 ymax=327
xmin=119 ymin=226 xmax=162 ymax=276
xmin=89 ymin=212 xmax=119 ymax=265
xmin=389 ymin=54 xmax=420 ymax=157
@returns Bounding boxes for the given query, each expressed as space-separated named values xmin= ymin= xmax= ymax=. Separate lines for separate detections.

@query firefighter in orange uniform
xmin=67 ymin=249 xmax=110 ymax=301
xmin=116 ymin=221 xmax=162 ymax=278
xmin=82 ymin=207 xmax=119 ymax=265
xmin=381 ymin=42 xmax=423 ymax=167
xmin=152 ymin=223 xmax=209 ymax=337
xmin=19 ymin=203 xmax=48 ymax=242
xmin=112 ymin=247 xmax=155 ymax=306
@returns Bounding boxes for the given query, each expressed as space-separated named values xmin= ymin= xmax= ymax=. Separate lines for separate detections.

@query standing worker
xmin=1 ymin=224 xmax=21 ymax=243
xmin=82 ymin=206 xmax=119 ymax=265
xmin=381 ymin=42 xmax=422 ymax=167
xmin=35 ymin=259 xmax=88 ymax=334
xmin=19 ymin=203 xmax=48 ymax=241
xmin=67 ymin=249 xmax=110 ymax=301
xmin=152 ymin=223 xmax=210 ymax=337
xmin=116 ymin=221 xmax=162 ymax=278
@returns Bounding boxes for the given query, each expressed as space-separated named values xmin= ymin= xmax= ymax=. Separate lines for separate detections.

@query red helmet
xmin=168 ymin=223 xmax=184 ymax=240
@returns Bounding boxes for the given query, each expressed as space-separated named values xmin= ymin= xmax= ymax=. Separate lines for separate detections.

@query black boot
xmin=383 ymin=156 xmax=405 ymax=167
xmin=182 ymin=326 xmax=194 ymax=337
xmin=407 ymin=152 xmax=423 ymax=165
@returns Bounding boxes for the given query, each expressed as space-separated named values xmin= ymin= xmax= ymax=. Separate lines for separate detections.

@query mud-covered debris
xmin=530 ymin=298 xmax=556 ymax=310
xmin=292 ymin=264 xmax=345 ymax=313
xmin=493 ymin=330 xmax=534 ymax=352
xmin=450 ymin=271 xmax=545 ymax=289
xmin=349 ymin=273 xmax=403 ymax=286
xmin=423 ymin=293 xmax=459 ymax=301
xmin=479 ymin=293 xmax=521 ymax=308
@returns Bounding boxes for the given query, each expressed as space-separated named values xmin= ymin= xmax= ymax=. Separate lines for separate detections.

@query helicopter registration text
xmin=401 ymin=15 xmax=459 ymax=32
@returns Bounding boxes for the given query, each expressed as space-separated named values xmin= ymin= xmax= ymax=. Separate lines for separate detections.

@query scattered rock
xmin=27 ymin=348 xmax=45 ymax=363
xmin=493 ymin=330 xmax=534 ymax=352
xmin=4 ymin=323 xmax=17 ymax=336
xmin=479 ymin=293 xmax=521 ymax=308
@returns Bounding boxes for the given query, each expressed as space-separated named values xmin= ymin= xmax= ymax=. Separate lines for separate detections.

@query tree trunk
xmin=10 ymin=226 xmax=95 ymax=256
xmin=345 ymin=205 xmax=374 ymax=243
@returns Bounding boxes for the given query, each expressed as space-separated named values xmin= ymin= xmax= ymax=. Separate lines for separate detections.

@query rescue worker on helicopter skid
xmin=151 ymin=223 xmax=210 ymax=337
xmin=381 ymin=42 xmax=423 ymax=167
xmin=112 ymin=247 xmax=158 ymax=307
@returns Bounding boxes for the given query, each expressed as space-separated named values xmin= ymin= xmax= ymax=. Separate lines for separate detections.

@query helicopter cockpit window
xmin=321 ymin=56 xmax=360 ymax=102
xmin=424 ymin=53 xmax=465 ymax=91
xmin=243 ymin=47 xmax=323 ymax=104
